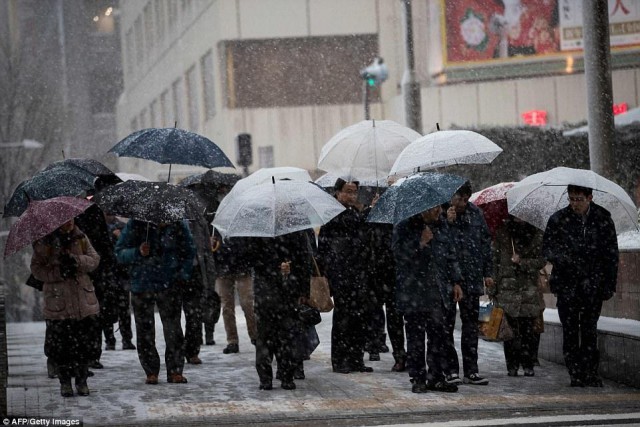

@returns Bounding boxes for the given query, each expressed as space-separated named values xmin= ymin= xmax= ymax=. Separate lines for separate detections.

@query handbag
xmin=296 ymin=304 xmax=322 ymax=326
xmin=308 ymin=256 xmax=334 ymax=313
xmin=478 ymin=303 xmax=514 ymax=342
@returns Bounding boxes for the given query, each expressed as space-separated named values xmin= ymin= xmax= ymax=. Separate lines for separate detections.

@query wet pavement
xmin=5 ymin=309 xmax=640 ymax=427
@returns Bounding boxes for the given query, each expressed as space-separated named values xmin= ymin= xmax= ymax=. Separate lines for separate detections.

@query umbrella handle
xmin=146 ymin=222 xmax=150 ymax=242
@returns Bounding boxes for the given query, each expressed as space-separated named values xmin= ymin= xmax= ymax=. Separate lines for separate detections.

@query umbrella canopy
xmin=563 ymin=106 xmax=640 ymax=136
xmin=4 ymin=196 xmax=93 ymax=258
xmin=469 ymin=182 xmax=516 ymax=237
xmin=389 ymin=130 xmax=503 ymax=176
xmin=318 ymin=120 xmax=420 ymax=183
xmin=43 ymin=158 xmax=119 ymax=180
xmin=314 ymin=172 xmax=387 ymax=189
xmin=179 ymin=170 xmax=241 ymax=188
xmin=367 ymin=172 xmax=467 ymax=225
xmin=93 ymin=180 xmax=194 ymax=224
xmin=3 ymin=167 xmax=97 ymax=218
xmin=230 ymin=167 xmax=312 ymax=196
xmin=108 ymin=127 xmax=234 ymax=169
xmin=507 ymin=167 xmax=639 ymax=234
xmin=213 ymin=180 xmax=345 ymax=237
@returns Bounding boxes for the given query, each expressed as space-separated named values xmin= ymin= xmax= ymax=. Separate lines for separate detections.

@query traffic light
xmin=236 ymin=133 xmax=252 ymax=167
xmin=360 ymin=57 xmax=388 ymax=87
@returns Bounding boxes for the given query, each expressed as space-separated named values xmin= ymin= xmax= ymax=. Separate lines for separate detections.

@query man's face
xmin=450 ymin=193 xmax=470 ymax=214
xmin=336 ymin=182 xmax=358 ymax=207
xmin=420 ymin=205 xmax=442 ymax=223
xmin=568 ymin=191 xmax=592 ymax=215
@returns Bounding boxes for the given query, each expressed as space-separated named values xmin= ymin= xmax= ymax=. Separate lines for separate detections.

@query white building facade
xmin=115 ymin=0 xmax=640 ymax=181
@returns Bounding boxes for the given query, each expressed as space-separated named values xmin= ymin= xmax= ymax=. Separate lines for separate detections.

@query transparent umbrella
xmin=229 ymin=166 xmax=312 ymax=196
xmin=213 ymin=180 xmax=345 ymax=237
xmin=506 ymin=167 xmax=639 ymax=234
xmin=389 ymin=130 xmax=503 ymax=176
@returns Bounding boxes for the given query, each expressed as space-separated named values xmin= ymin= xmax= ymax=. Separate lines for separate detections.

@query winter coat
xmin=212 ymin=230 xmax=253 ymax=277
xmin=542 ymin=202 xmax=618 ymax=300
xmin=317 ymin=206 xmax=370 ymax=298
xmin=247 ymin=230 xmax=313 ymax=317
xmin=447 ymin=202 xmax=493 ymax=296
xmin=489 ymin=220 xmax=545 ymax=318
xmin=186 ymin=198 xmax=216 ymax=289
xmin=30 ymin=226 xmax=101 ymax=321
xmin=392 ymin=216 xmax=462 ymax=314
xmin=115 ymin=219 xmax=196 ymax=293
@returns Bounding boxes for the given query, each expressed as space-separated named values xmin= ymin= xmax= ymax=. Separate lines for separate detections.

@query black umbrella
xmin=108 ymin=128 xmax=235 ymax=176
xmin=3 ymin=167 xmax=97 ymax=217
xmin=179 ymin=170 xmax=241 ymax=188
xmin=43 ymin=158 xmax=122 ymax=189
xmin=93 ymin=180 xmax=195 ymax=225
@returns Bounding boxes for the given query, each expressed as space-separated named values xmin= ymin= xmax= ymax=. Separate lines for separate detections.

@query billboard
xmin=442 ymin=0 xmax=640 ymax=66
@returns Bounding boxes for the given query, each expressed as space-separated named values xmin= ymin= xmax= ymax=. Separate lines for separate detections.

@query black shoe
xmin=60 ymin=382 xmax=74 ymax=397
xmin=369 ymin=352 xmax=380 ymax=361
xmin=281 ymin=381 xmax=296 ymax=390
xmin=412 ymin=380 xmax=428 ymax=393
xmin=122 ymin=340 xmax=136 ymax=350
xmin=90 ymin=360 xmax=104 ymax=369
xmin=294 ymin=369 xmax=305 ymax=380
xmin=352 ymin=364 xmax=374 ymax=373
xmin=222 ymin=344 xmax=239 ymax=354
xmin=333 ymin=364 xmax=351 ymax=374
xmin=391 ymin=359 xmax=406 ymax=372
xmin=105 ymin=342 xmax=116 ymax=351
xmin=259 ymin=381 xmax=273 ymax=390
xmin=76 ymin=382 xmax=90 ymax=396
xmin=205 ymin=339 xmax=215 ymax=345
xmin=426 ymin=380 xmax=458 ymax=393
xmin=379 ymin=344 xmax=390 ymax=353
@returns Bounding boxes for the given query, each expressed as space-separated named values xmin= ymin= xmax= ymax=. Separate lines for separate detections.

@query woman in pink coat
xmin=30 ymin=217 xmax=101 ymax=397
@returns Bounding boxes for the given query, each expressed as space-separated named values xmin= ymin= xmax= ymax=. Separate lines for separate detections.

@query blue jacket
xmin=447 ymin=203 xmax=493 ymax=296
xmin=115 ymin=220 xmax=196 ymax=293
xmin=392 ymin=216 xmax=462 ymax=314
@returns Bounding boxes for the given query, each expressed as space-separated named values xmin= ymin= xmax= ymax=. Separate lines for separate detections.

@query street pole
xmin=401 ymin=0 xmax=422 ymax=134
xmin=582 ymin=0 xmax=614 ymax=178
xmin=363 ymin=82 xmax=371 ymax=120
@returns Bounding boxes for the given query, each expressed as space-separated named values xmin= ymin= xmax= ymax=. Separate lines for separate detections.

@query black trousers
xmin=104 ymin=286 xmax=134 ymax=344
xmin=404 ymin=286 xmax=447 ymax=383
xmin=444 ymin=294 xmax=480 ymax=377
xmin=181 ymin=270 xmax=204 ymax=358
xmin=503 ymin=315 xmax=536 ymax=371
xmin=366 ymin=278 xmax=406 ymax=360
xmin=131 ymin=287 xmax=184 ymax=378
xmin=331 ymin=289 xmax=367 ymax=371
xmin=46 ymin=316 xmax=100 ymax=384
xmin=202 ymin=279 xmax=221 ymax=341
xmin=255 ymin=310 xmax=299 ymax=384
xmin=557 ymin=292 xmax=603 ymax=379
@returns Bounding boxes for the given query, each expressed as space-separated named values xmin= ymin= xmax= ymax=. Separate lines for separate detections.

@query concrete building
xmin=115 ymin=0 xmax=640 ymax=181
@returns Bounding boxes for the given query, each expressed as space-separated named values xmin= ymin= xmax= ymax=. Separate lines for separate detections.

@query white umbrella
xmin=230 ymin=166 xmax=311 ymax=196
xmin=563 ymin=106 xmax=640 ymax=136
xmin=318 ymin=120 xmax=421 ymax=183
xmin=389 ymin=130 xmax=503 ymax=176
xmin=212 ymin=180 xmax=345 ymax=237
xmin=314 ymin=172 xmax=387 ymax=189
xmin=506 ymin=167 xmax=639 ymax=234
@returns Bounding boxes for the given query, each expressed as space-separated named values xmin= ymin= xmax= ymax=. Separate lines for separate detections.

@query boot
xmin=47 ymin=358 xmax=58 ymax=379
xmin=60 ymin=381 xmax=74 ymax=397
xmin=75 ymin=364 xmax=90 ymax=395
xmin=391 ymin=355 xmax=406 ymax=372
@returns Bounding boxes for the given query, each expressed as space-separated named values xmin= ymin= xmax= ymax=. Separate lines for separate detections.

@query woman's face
xmin=58 ymin=219 xmax=75 ymax=234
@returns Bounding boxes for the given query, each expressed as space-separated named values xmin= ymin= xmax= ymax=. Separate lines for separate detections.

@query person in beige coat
xmin=488 ymin=215 xmax=545 ymax=377
xmin=31 ymin=218 xmax=101 ymax=397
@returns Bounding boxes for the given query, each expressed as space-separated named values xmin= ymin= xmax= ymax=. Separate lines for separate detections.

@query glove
xmin=59 ymin=253 xmax=78 ymax=279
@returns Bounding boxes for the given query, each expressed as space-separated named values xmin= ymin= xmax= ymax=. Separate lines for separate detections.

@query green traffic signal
xmin=367 ymin=77 xmax=376 ymax=87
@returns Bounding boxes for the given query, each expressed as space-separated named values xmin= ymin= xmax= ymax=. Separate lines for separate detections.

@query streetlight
xmin=0 ymin=139 xmax=44 ymax=149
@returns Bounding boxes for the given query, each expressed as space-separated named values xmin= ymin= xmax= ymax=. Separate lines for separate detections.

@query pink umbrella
xmin=469 ymin=182 xmax=515 ymax=238
xmin=4 ymin=196 xmax=93 ymax=258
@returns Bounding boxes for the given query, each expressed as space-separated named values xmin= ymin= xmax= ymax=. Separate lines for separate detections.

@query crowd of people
xmin=29 ymin=177 xmax=618 ymax=397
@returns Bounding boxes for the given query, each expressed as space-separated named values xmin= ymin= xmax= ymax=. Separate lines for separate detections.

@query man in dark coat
xmin=443 ymin=182 xmax=493 ymax=386
xmin=543 ymin=184 xmax=618 ymax=387
xmin=393 ymin=205 xmax=462 ymax=393
xmin=318 ymin=179 xmax=373 ymax=374
xmin=247 ymin=230 xmax=312 ymax=391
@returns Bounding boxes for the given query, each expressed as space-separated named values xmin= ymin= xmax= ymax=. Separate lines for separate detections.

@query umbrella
xmin=115 ymin=172 xmax=151 ymax=182
xmin=3 ymin=167 xmax=97 ymax=217
xmin=506 ymin=167 xmax=639 ymax=234
xmin=314 ymin=172 xmax=387 ymax=189
xmin=212 ymin=180 xmax=346 ymax=237
xmin=43 ymin=158 xmax=122 ymax=190
xmin=93 ymin=180 xmax=194 ymax=224
xmin=4 ymin=196 xmax=93 ymax=258
xmin=389 ymin=130 xmax=503 ymax=176
xmin=179 ymin=170 xmax=241 ymax=188
xmin=469 ymin=182 xmax=515 ymax=237
xmin=108 ymin=127 xmax=235 ymax=170
xmin=229 ymin=167 xmax=312 ymax=196
xmin=318 ymin=120 xmax=420 ymax=183
xmin=367 ymin=172 xmax=467 ymax=225
xmin=563 ymin=106 xmax=640 ymax=136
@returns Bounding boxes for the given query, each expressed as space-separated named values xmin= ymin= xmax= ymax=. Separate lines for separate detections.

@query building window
xmin=134 ymin=16 xmax=144 ymax=65
xmin=185 ymin=65 xmax=200 ymax=131
xmin=258 ymin=146 xmax=274 ymax=168
xmin=224 ymin=34 xmax=379 ymax=108
xmin=160 ymin=89 xmax=170 ymax=128
xmin=201 ymin=50 xmax=216 ymax=120
xmin=172 ymin=78 xmax=185 ymax=128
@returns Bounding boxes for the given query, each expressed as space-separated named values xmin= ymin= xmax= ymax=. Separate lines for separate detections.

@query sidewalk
xmin=5 ymin=309 xmax=640 ymax=426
